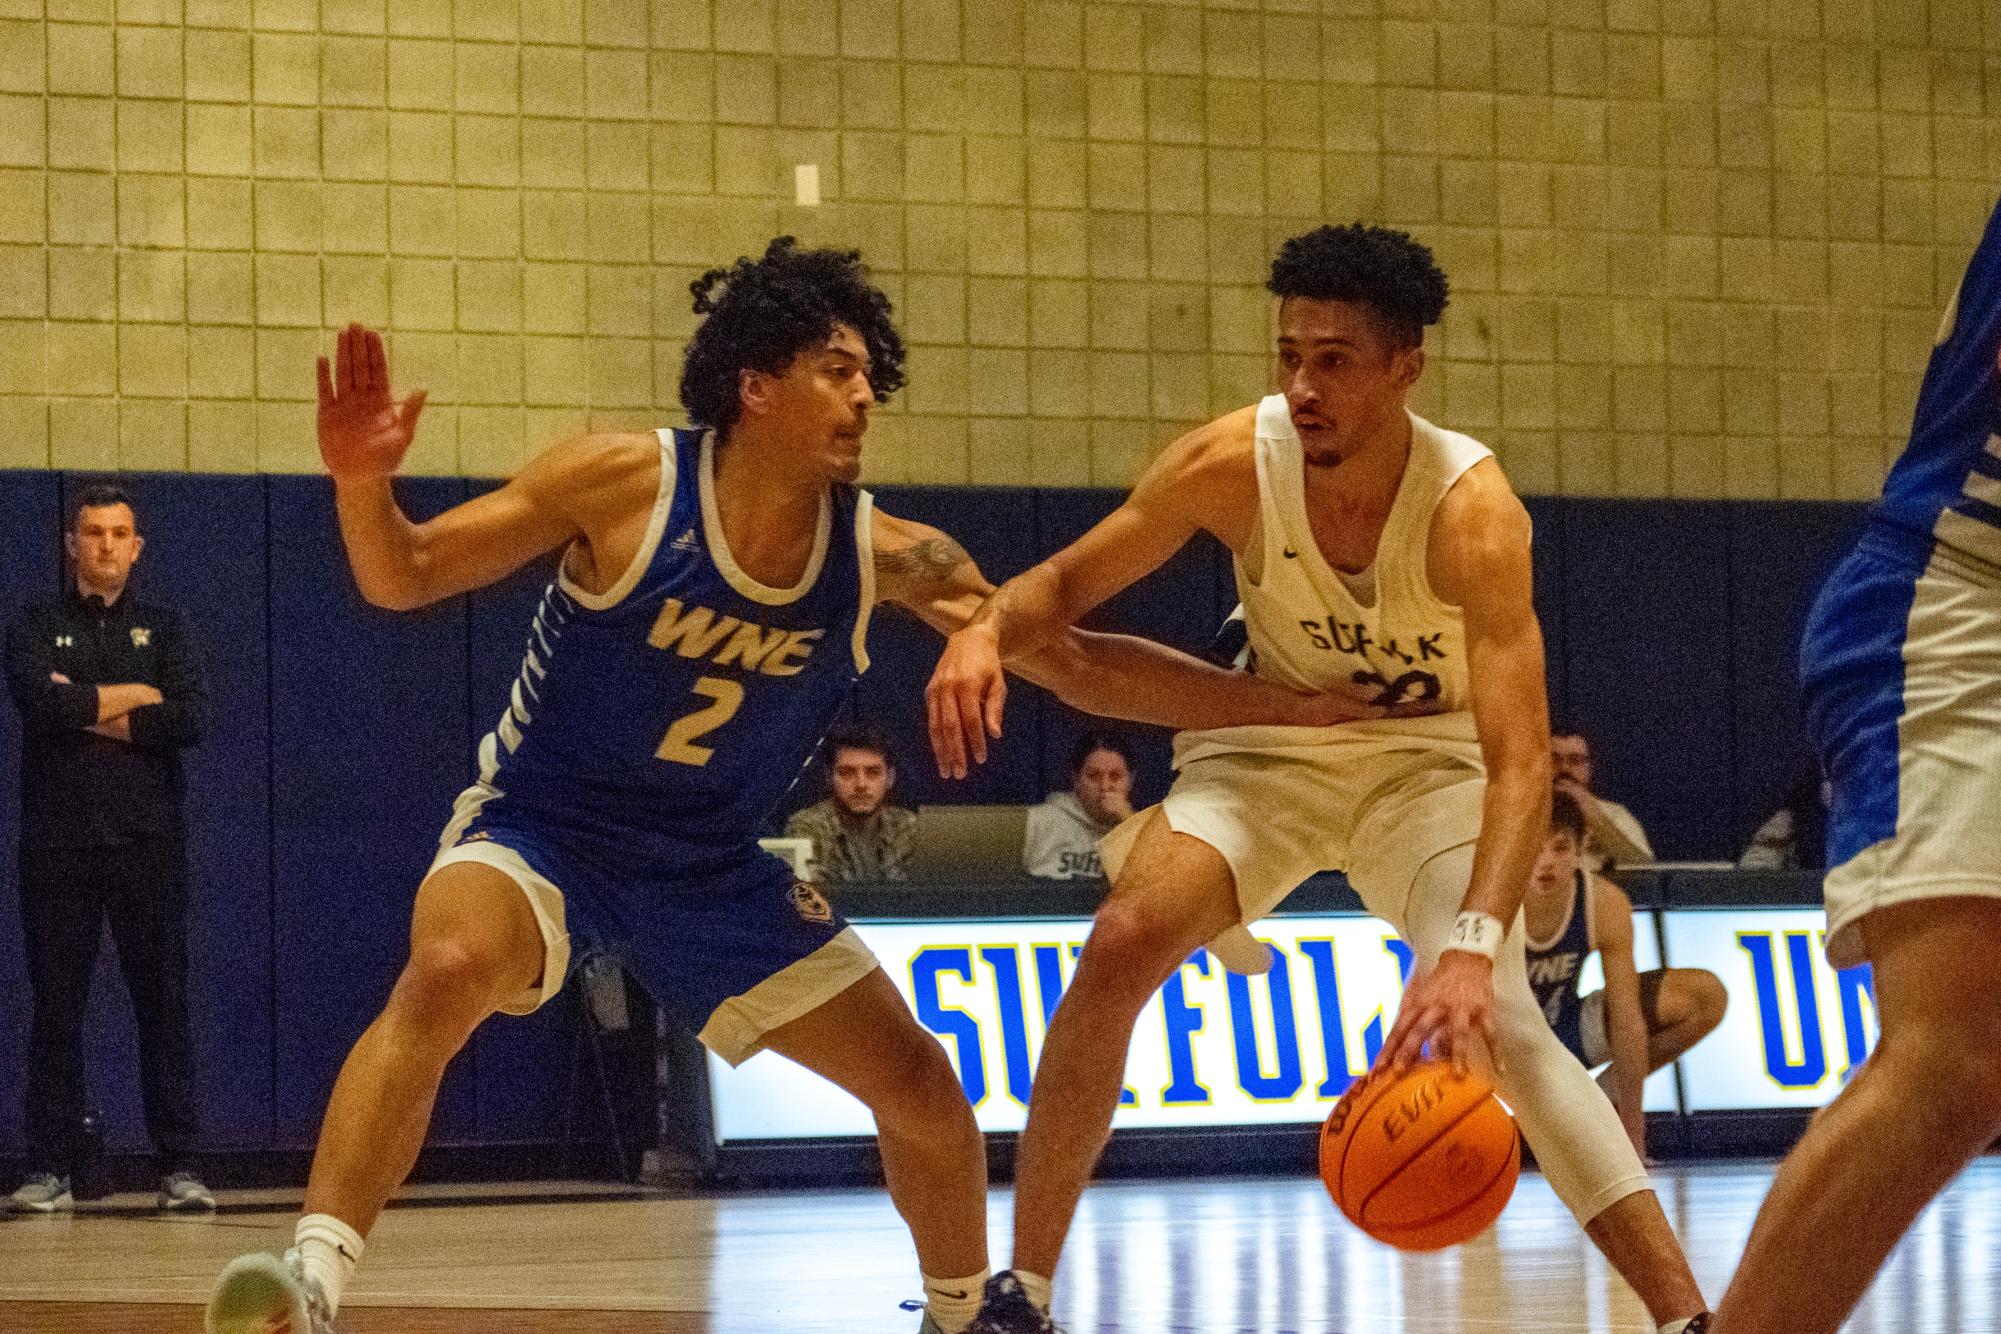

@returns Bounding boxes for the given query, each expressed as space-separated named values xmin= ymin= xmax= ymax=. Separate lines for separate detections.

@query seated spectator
xmin=1551 ymin=727 xmax=1654 ymax=871
xmin=1739 ymin=766 xmax=1831 ymax=871
xmin=1525 ymin=791 xmax=1727 ymax=1163
xmin=1024 ymin=733 xmax=1136 ymax=880
xmin=784 ymin=722 xmax=915 ymax=883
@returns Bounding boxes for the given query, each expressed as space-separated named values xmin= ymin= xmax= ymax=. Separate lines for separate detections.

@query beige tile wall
xmin=0 ymin=0 xmax=1993 ymax=495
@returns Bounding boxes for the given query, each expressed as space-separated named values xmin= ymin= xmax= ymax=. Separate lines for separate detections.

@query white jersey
xmin=1179 ymin=395 xmax=1493 ymax=771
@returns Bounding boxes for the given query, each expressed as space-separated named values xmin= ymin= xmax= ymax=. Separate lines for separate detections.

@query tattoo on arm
xmin=876 ymin=535 xmax=970 ymax=587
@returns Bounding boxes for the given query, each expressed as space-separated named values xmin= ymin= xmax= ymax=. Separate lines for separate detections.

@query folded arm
xmin=125 ymin=611 xmax=207 ymax=750
xmin=4 ymin=618 xmax=101 ymax=735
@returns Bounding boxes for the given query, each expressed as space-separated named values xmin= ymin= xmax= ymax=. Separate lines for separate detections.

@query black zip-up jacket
xmin=4 ymin=583 xmax=207 ymax=850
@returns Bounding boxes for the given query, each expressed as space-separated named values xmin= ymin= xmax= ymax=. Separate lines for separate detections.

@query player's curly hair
xmin=679 ymin=237 xmax=906 ymax=435
xmin=1267 ymin=224 xmax=1449 ymax=348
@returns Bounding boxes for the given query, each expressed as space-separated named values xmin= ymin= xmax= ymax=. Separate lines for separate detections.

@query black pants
xmin=18 ymin=836 xmax=198 ymax=1175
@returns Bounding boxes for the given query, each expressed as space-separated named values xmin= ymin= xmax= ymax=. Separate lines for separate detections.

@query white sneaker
xmin=6 ymin=1173 xmax=72 ymax=1213
xmin=206 ymin=1249 xmax=338 ymax=1334
xmin=159 ymin=1170 xmax=217 ymax=1213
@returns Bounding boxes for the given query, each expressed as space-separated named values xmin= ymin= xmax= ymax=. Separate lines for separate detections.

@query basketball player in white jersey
xmin=928 ymin=225 xmax=1710 ymax=1334
xmin=204 ymin=240 xmax=1387 ymax=1334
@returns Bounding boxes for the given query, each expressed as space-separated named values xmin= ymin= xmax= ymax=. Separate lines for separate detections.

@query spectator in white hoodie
xmin=1023 ymin=734 xmax=1136 ymax=880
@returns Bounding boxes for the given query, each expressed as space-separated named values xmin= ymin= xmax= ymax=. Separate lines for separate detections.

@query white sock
xmin=1015 ymin=1269 xmax=1054 ymax=1314
xmin=1659 ymin=1319 xmax=1703 ymax=1334
xmin=294 ymin=1214 xmax=365 ymax=1314
xmin=922 ymin=1268 xmax=989 ymax=1334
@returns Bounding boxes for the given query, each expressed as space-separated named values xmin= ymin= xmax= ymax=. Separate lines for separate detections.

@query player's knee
xmin=1073 ymin=900 xmax=1192 ymax=1005
xmin=871 ymin=1035 xmax=979 ymax=1136
xmin=1877 ymin=1021 xmax=2001 ymax=1132
xmin=1683 ymin=968 xmax=1728 ymax=1035
xmin=392 ymin=937 xmax=509 ymax=1029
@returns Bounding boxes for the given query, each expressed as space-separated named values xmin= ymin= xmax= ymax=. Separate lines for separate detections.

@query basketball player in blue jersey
xmin=1524 ymin=792 xmax=1725 ymax=1164
xmin=929 ymin=225 xmax=1710 ymax=1334
xmin=204 ymin=239 xmax=1380 ymax=1334
xmin=1711 ymin=205 xmax=2001 ymax=1334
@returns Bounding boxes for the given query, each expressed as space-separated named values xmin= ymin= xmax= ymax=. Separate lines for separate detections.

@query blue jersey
xmin=473 ymin=428 xmax=875 ymax=857
xmin=1873 ymin=192 xmax=2001 ymax=570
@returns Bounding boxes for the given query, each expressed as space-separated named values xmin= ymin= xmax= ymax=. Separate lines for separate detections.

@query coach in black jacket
xmin=3 ymin=482 xmax=212 ymax=1213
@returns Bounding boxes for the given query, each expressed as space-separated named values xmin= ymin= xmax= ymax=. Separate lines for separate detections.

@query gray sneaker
xmin=159 ymin=1170 xmax=217 ymax=1212
xmin=6 ymin=1173 xmax=73 ymax=1213
xmin=206 ymin=1248 xmax=338 ymax=1334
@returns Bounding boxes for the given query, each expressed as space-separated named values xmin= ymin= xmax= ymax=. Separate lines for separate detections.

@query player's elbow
xmin=1492 ymin=747 xmax=1553 ymax=794
xmin=356 ymin=571 xmax=435 ymax=612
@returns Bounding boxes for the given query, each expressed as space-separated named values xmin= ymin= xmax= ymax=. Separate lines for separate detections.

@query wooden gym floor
xmin=2 ymin=1160 xmax=1994 ymax=1332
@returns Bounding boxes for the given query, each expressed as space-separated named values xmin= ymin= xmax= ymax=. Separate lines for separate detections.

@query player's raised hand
xmin=317 ymin=323 xmax=428 ymax=483
xmin=1376 ymin=950 xmax=1496 ymax=1073
xmin=927 ymin=623 xmax=1006 ymax=779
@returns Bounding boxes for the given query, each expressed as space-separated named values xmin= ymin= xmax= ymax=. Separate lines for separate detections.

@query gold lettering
xmin=646 ymin=599 xmax=740 ymax=657
xmin=712 ymin=621 xmax=791 ymax=672
xmin=760 ymin=628 xmax=825 ymax=677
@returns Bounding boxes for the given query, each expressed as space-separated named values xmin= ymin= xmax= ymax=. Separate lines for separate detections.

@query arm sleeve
xmin=4 ymin=608 xmax=97 ymax=735
xmin=126 ymin=609 xmax=209 ymax=750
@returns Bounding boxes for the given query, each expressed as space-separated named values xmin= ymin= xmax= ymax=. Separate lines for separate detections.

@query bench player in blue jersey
xmin=1712 ymin=202 xmax=2001 ymax=1334
xmin=205 ymin=239 xmax=1376 ymax=1334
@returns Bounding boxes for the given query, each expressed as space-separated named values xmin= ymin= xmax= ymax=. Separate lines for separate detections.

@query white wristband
xmin=1444 ymin=911 xmax=1504 ymax=961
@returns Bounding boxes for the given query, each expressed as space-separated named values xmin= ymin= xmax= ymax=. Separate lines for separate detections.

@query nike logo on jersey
xmin=648 ymin=598 xmax=823 ymax=677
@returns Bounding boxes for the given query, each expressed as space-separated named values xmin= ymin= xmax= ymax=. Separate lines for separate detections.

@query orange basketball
xmin=1319 ymin=1060 xmax=1521 ymax=1251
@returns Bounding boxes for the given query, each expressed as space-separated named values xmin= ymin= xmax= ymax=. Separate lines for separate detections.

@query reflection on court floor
xmin=3 ymin=1160 xmax=1996 ymax=1332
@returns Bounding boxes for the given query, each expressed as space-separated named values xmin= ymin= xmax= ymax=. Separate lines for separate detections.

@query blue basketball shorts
xmin=427 ymin=783 xmax=880 ymax=1064
xmin=1801 ymin=528 xmax=2001 ymax=967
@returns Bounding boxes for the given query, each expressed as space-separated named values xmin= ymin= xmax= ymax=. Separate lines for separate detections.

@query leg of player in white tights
xmin=1397 ymin=844 xmax=1707 ymax=1330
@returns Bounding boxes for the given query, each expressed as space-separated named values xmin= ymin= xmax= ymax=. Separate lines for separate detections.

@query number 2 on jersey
xmin=657 ymin=677 xmax=744 ymax=766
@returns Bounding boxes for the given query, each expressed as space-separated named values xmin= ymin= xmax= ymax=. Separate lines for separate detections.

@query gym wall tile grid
xmin=0 ymin=0 xmax=1986 ymax=495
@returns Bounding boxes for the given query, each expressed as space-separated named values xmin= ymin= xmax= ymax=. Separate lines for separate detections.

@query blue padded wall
xmin=0 ymin=472 xmax=61 ymax=1155
xmin=266 ymin=475 xmax=475 ymax=1147
xmin=1554 ymin=500 xmax=1740 ymax=859
xmin=0 ymin=466 xmax=1880 ymax=1158
xmin=1725 ymin=502 xmax=1866 ymax=851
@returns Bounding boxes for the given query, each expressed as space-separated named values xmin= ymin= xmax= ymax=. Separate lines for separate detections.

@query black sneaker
xmin=965 ymin=1272 xmax=1062 ymax=1334
xmin=1682 ymin=1317 xmax=1711 ymax=1333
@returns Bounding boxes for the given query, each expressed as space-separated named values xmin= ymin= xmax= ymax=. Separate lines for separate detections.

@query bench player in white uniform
xmin=929 ymin=225 xmax=1710 ymax=1334
xmin=1711 ymin=200 xmax=2001 ymax=1334
xmin=204 ymin=240 xmax=1379 ymax=1334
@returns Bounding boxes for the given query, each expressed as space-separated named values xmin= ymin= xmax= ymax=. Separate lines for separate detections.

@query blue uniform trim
xmin=1801 ymin=534 xmax=1923 ymax=870
xmin=1949 ymin=494 xmax=2001 ymax=530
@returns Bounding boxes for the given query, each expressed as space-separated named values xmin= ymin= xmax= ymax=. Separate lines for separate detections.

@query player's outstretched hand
xmin=317 ymin=323 xmax=428 ymax=483
xmin=927 ymin=623 xmax=1006 ymax=779
xmin=1376 ymin=950 xmax=1496 ymax=1073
